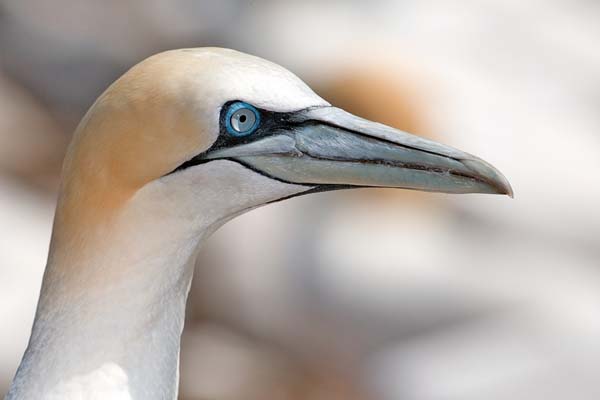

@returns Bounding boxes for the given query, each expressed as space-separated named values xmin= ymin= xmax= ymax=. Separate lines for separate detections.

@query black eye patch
xmin=211 ymin=100 xmax=297 ymax=152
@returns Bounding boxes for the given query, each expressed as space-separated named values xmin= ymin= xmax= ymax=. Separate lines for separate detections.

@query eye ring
xmin=225 ymin=102 xmax=261 ymax=137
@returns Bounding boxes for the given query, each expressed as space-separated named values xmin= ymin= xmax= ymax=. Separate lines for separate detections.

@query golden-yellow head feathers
xmin=56 ymin=48 xmax=326 ymax=225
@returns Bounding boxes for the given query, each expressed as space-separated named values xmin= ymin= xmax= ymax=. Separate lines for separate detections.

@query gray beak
xmin=203 ymin=106 xmax=513 ymax=197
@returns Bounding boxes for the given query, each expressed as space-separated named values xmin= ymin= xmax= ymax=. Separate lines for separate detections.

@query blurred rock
xmin=0 ymin=74 xmax=66 ymax=190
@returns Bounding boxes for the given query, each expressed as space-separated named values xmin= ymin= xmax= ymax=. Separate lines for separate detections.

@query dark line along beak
xmin=202 ymin=106 xmax=513 ymax=197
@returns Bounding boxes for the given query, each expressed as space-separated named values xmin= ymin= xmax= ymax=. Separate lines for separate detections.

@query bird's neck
xmin=7 ymin=160 xmax=306 ymax=400
xmin=6 ymin=182 xmax=221 ymax=400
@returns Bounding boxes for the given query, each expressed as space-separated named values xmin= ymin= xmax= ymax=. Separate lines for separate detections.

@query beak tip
xmin=491 ymin=167 xmax=513 ymax=199
xmin=461 ymin=157 xmax=513 ymax=198
xmin=498 ymin=179 xmax=514 ymax=198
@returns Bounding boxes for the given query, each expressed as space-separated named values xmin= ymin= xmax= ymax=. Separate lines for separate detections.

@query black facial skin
xmin=212 ymin=101 xmax=299 ymax=151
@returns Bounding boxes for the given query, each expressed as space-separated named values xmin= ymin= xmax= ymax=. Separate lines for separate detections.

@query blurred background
xmin=1 ymin=0 xmax=600 ymax=399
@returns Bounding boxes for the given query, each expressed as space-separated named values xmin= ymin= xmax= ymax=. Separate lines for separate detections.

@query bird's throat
xmin=7 ymin=159 xmax=308 ymax=400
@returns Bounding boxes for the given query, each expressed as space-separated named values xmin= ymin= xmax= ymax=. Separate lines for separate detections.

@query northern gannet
xmin=5 ymin=48 xmax=512 ymax=400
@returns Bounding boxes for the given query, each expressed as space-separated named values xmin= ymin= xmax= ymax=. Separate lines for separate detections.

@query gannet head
xmin=59 ymin=48 xmax=511 ymax=236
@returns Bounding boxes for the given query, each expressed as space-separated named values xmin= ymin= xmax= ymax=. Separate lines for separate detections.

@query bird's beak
xmin=203 ymin=106 xmax=513 ymax=196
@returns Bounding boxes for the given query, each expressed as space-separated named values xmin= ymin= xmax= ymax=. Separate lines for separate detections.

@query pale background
xmin=1 ymin=1 xmax=599 ymax=399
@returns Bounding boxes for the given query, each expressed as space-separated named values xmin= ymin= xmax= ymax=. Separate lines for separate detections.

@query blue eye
xmin=225 ymin=102 xmax=260 ymax=137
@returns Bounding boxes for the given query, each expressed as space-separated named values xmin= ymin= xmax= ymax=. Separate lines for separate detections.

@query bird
xmin=5 ymin=47 xmax=512 ymax=400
